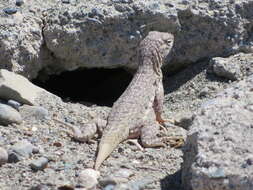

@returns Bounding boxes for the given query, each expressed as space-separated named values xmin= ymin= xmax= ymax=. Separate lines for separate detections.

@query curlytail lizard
xmin=54 ymin=31 xmax=180 ymax=170
xmin=94 ymin=31 xmax=175 ymax=170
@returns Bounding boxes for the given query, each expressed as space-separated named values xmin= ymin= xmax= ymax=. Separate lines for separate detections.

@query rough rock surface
xmin=210 ymin=53 xmax=253 ymax=81
xmin=182 ymin=75 xmax=253 ymax=190
xmin=1 ymin=0 xmax=253 ymax=77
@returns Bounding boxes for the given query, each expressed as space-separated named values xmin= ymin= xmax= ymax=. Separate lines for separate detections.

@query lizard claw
xmin=162 ymin=136 xmax=185 ymax=148
xmin=126 ymin=139 xmax=144 ymax=151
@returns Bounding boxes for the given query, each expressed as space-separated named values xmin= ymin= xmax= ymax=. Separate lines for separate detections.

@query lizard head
xmin=138 ymin=31 xmax=174 ymax=75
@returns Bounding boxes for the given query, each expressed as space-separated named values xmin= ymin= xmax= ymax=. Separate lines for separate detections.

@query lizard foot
xmin=54 ymin=118 xmax=97 ymax=143
xmin=163 ymin=136 xmax=184 ymax=148
xmin=158 ymin=118 xmax=177 ymax=125
xmin=157 ymin=118 xmax=178 ymax=133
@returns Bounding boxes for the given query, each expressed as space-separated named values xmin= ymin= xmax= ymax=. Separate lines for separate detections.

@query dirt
xmin=0 ymin=60 xmax=230 ymax=190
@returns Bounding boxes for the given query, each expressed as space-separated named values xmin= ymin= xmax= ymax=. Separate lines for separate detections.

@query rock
xmin=211 ymin=57 xmax=241 ymax=80
xmin=19 ymin=105 xmax=49 ymax=120
xmin=61 ymin=0 xmax=70 ymax=4
xmin=0 ymin=103 xmax=22 ymax=126
xmin=16 ymin=0 xmax=25 ymax=6
xmin=1 ymin=1 xmax=253 ymax=77
xmin=7 ymin=99 xmax=21 ymax=110
xmin=8 ymin=140 xmax=37 ymax=162
xmin=128 ymin=177 xmax=153 ymax=190
xmin=100 ymin=169 xmax=134 ymax=185
xmin=182 ymin=75 xmax=253 ymax=190
xmin=77 ymin=168 xmax=100 ymax=189
xmin=103 ymin=184 xmax=116 ymax=190
xmin=198 ymin=87 xmax=210 ymax=98
xmin=210 ymin=53 xmax=253 ymax=81
xmin=3 ymin=8 xmax=18 ymax=15
xmin=30 ymin=157 xmax=49 ymax=171
xmin=29 ymin=184 xmax=50 ymax=190
xmin=0 ymin=147 xmax=8 ymax=166
xmin=0 ymin=69 xmax=49 ymax=105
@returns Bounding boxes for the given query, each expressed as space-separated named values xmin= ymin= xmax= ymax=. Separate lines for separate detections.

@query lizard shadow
xmin=160 ymin=169 xmax=183 ymax=190
xmin=163 ymin=59 xmax=227 ymax=95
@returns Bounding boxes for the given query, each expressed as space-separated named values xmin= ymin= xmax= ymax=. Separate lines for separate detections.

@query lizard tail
xmin=94 ymin=139 xmax=122 ymax=170
xmin=94 ymin=133 xmax=124 ymax=170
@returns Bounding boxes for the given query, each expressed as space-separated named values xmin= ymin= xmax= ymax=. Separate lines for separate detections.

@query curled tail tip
xmin=94 ymin=160 xmax=101 ymax=170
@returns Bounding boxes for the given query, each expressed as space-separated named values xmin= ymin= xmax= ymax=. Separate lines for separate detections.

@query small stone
xmin=114 ymin=168 xmax=134 ymax=179
xmin=29 ymin=184 xmax=50 ymax=190
xmin=16 ymin=0 xmax=24 ymax=6
xmin=62 ymin=0 xmax=70 ymax=4
xmin=3 ymin=8 xmax=17 ymax=15
xmin=103 ymin=184 xmax=116 ymax=190
xmin=128 ymin=177 xmax=153 ymax=190
xmin=77 ymin=168 xmax=100 ymax=189
xmin=8 ymin=140 xmax=36 ymax=162
xmin=7 ymin=99 xmax=21 ymax=110
xmin=19 ymin=105 xmax=49 ymax=120
xmin=0 ymin=103 xmax=22 ymax=126
xmin=210 ymin=57 xmax=241 ymax=80
xmin=209 ymin=167 xmax=226 ymax=178
xmin=53 ymin=142 xmax=62 ymax=147
xmin=0 ymin=147 xmax=8 ymax=166
xmin=30 ymin=157 xmax=48 ymax=171
xmin=112 ymin=0 xmax=133 ymax=3
xmin=100 ymin=169 xmax=134 ymax=185
xmin=199 ymin=87 xmax=209 ymax=98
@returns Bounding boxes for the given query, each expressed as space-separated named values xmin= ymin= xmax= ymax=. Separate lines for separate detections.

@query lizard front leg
xmin=140 ymin=115 xmax=166 ymax=148
xmin=153 ymin=79 xmax=176 ymax=126
xmin=140 ymin=119 xmax=184 ymax=149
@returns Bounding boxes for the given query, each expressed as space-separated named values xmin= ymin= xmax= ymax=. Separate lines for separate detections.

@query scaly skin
xmin=94 ymin=31 xmax=174 ymax=170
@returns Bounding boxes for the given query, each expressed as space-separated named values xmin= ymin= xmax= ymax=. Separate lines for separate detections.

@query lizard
xmin=53 ymin=31 xmax=182 ymax=170
xmin=94 ymin=31 xmax=176 ymax=170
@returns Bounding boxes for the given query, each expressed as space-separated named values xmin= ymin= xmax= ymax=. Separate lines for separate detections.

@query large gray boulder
xmin=182 ymin=75 xmax=253 ymax=190
xmin=1 ymin=0 xmax=253 ymax=78
xmin=0 ymin=69 xmax=49 ymax=105
xmin=210 ymin=53 xmax=253 ymax=81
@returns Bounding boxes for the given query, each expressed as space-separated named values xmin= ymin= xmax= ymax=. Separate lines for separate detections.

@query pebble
xmin=7 ymin=99 xmax=21 ymax=110
xmin=0 ymin=103 xmax=22 ymax=126
xmin=29 ymin=184 xmax=50 ymax=190
xmin=19 ymin=105 xmax=49 ymax=120
xmin=0 ymin=147 xmax=8 ymax=166
xmin=199 ymin=87 xmax=210 ymax=98
xmin=128 ymin=177 xmax=153 ymax=190
xmin=8 ymin=140 xmax=36 ymax=162
xmin=103 ymin=184 xmax=116 ymax=190
xmin=113 ymin=168 xmax=134 ymax=179
xmin=62 ymin=0 xmax=70 ymax=4
xmin=16 ymin=0 xmax=24 ymax=6
xmin=112 ymin=0 xmax=133 ymax=3
xmin=3 ymin=8 xmax=18 ymax=14
xmin=77 ymin=168 xmax=100 ymax=189
xmin=100 ymin=168 xmax=135 ymax=186
xmin=89 ymin=8 xmax=104 ymax=18
xmin=30 ymin=157 xmax=49 ymax=171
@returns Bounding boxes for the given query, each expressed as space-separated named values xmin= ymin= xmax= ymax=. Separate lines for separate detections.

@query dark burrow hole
xmin=32 ymin=68 xmax=133 ymax=107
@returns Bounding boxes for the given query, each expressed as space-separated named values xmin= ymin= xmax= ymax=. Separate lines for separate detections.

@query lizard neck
xmin=137 ymin=58 xmax=163 ymax=79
